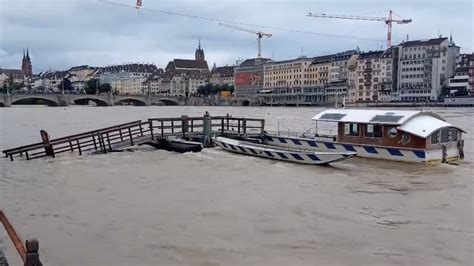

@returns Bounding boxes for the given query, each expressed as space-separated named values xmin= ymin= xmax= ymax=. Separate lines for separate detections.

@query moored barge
xmin=264 ymin=109 xmax=466 ymax=164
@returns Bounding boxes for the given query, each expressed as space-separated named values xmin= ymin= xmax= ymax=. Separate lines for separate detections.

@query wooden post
xmin=119 ymin=127 xmax=123 ymax=141
xmin=160 ymin=121 xmax=164 ymax=138
xmin=243 ymin=118 xmax=247 ymax=134
xmin=25 ymin=151 xmax=29 ymax=160
xmin=221 ymin=118 xmax=224 ymax=134
xmin=238 ymin=119 xmax=241 ymax=134
xmin=92 ymin=134 xmax=98 ymax=150
xmin=76 ymin=140 xmax=82 ymax=155
xmin=139 ymin=123 xmax=144 ymax=136
xmin=171 ymin=121 xmax=174 ymax=134
xmin=181 ymin=115 xmax=189 ymax=138
xmin=24 ymin=238 xmax=42 ymax=266
xmin=106 ymin=133 xmax=112 ymax=151
xmin=149 ymin=120 xmax=154 ymax=140
xmin=128 ymin=128 xmax=134 ymax=146
xmin=261 ymin=119 xmax=265 ymax=135
xmin=40 ymin=130 xmax=54 ymax=158
xmin=68 ymin=138 xmax=74 ymax=152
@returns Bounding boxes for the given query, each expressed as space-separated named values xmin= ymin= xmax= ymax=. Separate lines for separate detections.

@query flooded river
xmin=0 ymin=106 xmax=473 ymax=266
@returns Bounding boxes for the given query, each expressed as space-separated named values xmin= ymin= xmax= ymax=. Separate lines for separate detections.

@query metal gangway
xmin=2 ymin=114 xmax=265 ymax=161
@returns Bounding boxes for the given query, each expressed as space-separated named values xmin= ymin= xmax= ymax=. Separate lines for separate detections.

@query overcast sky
xmin=0 ymin=0 xmax=472 ymax=73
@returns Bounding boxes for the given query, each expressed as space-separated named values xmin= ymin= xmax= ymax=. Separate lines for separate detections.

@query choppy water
xmin=0 ymin=106 xmax=473 ymax=266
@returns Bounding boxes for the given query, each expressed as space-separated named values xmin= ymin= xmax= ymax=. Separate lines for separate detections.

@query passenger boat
xmin=213 ymin=137 xmax=356 ymax=165
xmin=264 ymin=109 xmax=466 ymax=164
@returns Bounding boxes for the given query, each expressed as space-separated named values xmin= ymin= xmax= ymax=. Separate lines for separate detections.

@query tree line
xmin=197 ymin=83 xmax=234 ymax=96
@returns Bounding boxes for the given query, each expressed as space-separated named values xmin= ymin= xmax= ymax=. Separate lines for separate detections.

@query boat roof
xmin=312 ymin=109 xmax=465 ymax=138
xmin=397 ymin=115 xmax=465 ymax=138
xmin=312 ymin=109 xmax=428 ymax=125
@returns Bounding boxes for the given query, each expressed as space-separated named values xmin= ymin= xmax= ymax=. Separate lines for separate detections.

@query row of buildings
xmin=2 ymin=37 xmax=473 ymax=105
xmin=237 ymin=36 xmax=473 ymax=105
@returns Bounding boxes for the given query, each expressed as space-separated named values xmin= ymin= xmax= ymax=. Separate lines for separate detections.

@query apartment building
xmin=99 ymin=64 xmax=158 ymax=95
xmin=209 ymin=66 xmax=235 ymax=87
xmin=234 ymin=58 xmax=271 ymax=97
xmin=396 ymin=37 xmax=460 ymax=102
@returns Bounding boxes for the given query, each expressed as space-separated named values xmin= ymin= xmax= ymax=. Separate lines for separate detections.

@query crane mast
xmin=307 ymin=10 xmax=412 ymax=47
xmin=219 ymin=23 xmax=272 ymax=58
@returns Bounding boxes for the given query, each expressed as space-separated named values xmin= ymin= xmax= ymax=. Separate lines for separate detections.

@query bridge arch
xmin=114 ymin=98 xmax=148 ymax=106
xmin=241 ymin=99 xmax=251 ymax=106
xmin=11 ymin=96 xmax=59 ymax=106
xmin=73 ymin=97 xmax=110 ymax=106
xmin=158 ymin=99 xmax=179 ymax=106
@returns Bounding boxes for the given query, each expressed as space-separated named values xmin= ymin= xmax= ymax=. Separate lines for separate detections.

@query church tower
xmin=195 ymin=40 xmax=205 ymax=61
xmin=21 ymin=48 xmax=33 ymax=77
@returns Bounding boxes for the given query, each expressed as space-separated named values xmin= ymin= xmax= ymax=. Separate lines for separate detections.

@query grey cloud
xmin=0 ymin=0 xmax=472 ymax=72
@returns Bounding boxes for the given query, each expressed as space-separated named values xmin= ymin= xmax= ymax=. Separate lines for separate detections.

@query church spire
xmin=23 ymin=49 xmax=25 ymax=60
xmin=26 ymin=48 xmax=30 ymax=60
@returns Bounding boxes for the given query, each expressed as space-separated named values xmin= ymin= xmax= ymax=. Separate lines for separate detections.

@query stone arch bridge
xmin=0 ymin=93 xmax=258 ymax=107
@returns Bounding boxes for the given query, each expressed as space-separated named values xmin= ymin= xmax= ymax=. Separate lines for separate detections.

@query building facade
xmin=396 ymin=37 xmax=460 ymax=102
xmin=209 ymin=66 xmax=235 ymax=87
xmin=234 ymin=58 xmax=272 ymax=97
xmin=99 ymin=64 xmax=158 ymax=95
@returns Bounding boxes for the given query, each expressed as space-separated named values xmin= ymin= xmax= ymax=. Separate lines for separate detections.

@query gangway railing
xmin=2 ymin=120 xmax=152 ymax=161
xmin=2 ymin=114 xmax=266 ymax=161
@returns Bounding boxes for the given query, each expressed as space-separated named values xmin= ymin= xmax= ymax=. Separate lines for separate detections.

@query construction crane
xmin=307 ymin=10 xmax=412 ymax=48
xmin=219 ymin=23 xmax=272 ymax=58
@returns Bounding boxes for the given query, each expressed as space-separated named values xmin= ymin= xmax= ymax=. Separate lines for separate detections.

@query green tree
xmin=99 ymin=83 xmax=111 ymax=94
xmin=85 ymin=78 xmax=100 ymax=94
xmin=58 ymin=78 xmax=73 ymax=91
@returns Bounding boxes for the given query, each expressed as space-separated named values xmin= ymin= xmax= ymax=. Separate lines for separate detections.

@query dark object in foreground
xmin=0 ymin=210 xmax=42 ymax=266
xmin=142 ymin=139 xmax=202 ymax=153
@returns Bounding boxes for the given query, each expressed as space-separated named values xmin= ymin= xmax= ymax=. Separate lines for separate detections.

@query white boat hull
xmin=263 ymin=134 xmax=461 ymax=164
xmin=214 ymin=137 xmax=356 ymax=165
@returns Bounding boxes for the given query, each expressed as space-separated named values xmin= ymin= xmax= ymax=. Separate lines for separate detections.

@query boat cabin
xmin=312 ymin=109 xmax=465 ymax=151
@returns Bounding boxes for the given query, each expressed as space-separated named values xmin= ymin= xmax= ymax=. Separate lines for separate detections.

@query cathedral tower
xmin=195 ymin=40 xmax=205 ymax=61
xmin=21 ymin=48 xmax=33 ymax=77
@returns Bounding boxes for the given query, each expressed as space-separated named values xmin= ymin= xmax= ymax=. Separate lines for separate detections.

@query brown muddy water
xmin=0 ymin=106 xmax=473 ymax=266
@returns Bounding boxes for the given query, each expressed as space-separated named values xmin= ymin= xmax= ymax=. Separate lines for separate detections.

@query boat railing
xmin=267 ymin=128 xmax=338 ymax=141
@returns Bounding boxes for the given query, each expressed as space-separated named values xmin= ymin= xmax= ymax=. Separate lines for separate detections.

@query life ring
xmin=400 ymin=133 xmax=411 ymax=145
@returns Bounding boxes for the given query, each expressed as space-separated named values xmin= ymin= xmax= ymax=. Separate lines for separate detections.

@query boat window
xmin=344 ymin=123 xmax=359 ymax=136
xmin=388 ymin=127 xmax=398 ymax=138
xmin=431 ymin=130 xmax=439 ymax=144
xmin=365 ymin=124 xmax=383 ymax=138
xmin=440 ymin=128 xmax=449 ymax=143
xmin=451 ymin=129 xmax=458 ymax=141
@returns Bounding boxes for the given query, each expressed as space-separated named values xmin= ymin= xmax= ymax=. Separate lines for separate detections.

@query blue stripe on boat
xmin=278 ymin=138 xmax=287 ymax=143
xmin=247 ymin=148 xmax=258 ymax=155
xmin=324 ymin=142 xmax=336 ymax=149
xmin=292 ymin=139 xmax=302 ymax=145
xmin=276 ymin=152 xmax=288 ymax=159
xmin=387 ymin=148 xmax=403 ymax=156
xmin=229 ymin=144 xmax=237 ymax=151
xmin=307 ymin=141 xmax=318 ymax=147
xmin=291 ymin=153 xmax=304 ymax=160
xmin=307 ymin=154 xmax=320 ymax=161
xmin=413 ymin=150 xmax=426 ymax=158
xmin=236 ymin=146 xmax=247 ymax=153
xmin=264 ymin=151 xmax=274 ymax=157
xmin=342 ymin=144 xmax=356 ymax=152
xmin=266 ymin=136 xmax=274 ymax=142
xmin=364 ymin=146 xmax=378 ymax=154
xmin=220 ymin=142 xmax=228 ymax=149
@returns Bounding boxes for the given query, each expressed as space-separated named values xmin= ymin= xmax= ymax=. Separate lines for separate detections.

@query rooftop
xmin=400 ymin=37 xmax=448 ymax=48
